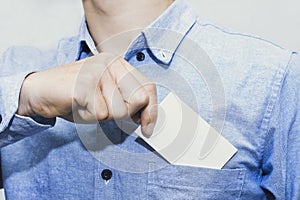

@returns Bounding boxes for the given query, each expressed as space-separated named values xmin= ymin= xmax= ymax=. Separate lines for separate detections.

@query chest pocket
xmin=147 ymin=164 xmax=246 ymax=200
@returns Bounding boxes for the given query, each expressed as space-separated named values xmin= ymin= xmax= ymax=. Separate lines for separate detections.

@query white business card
xmin=135 ymin=93 xmax=237 ymax=169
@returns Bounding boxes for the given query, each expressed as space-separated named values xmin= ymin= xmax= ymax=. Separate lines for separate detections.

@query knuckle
xmin=115 ymin=106 xmax=128 ymax=119
xmin=148 ymin=82 xmax=157 ymax=92
xmin=96 ymin=108 xmax=109 ymax=120
xmin=132 ymin=91 xmax=149 ymax=106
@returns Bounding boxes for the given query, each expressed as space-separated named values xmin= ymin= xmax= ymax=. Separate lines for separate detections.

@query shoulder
xmin=0 ymin=35 xmax=79 ymax=75
xmin=183 ymin=18 xmax=299 ymax=128
xmin=188 ymin=18 xmax=293 ymax=72
xmin=1 ymin=45 xmax=56 ymax=65
xmin=286 ymin=53 xmax=300 ymax=78
xmin=283 ymin=53 xmax=300 ymax=93
xmin=0 ymin=46 xmax=55 ymax=75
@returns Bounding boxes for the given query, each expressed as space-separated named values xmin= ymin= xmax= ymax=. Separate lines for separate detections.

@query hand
xmin=17 ymin=53 xmax=157 ymax=137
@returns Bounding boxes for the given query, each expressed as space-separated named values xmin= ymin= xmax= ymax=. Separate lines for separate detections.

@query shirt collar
xmin=78 ymin=19 xmax=98 ymax=56
xmin=142 ymin=0 xmax=198 ymax=65
xmin=76 ymin=0 xmax=197 ymax=64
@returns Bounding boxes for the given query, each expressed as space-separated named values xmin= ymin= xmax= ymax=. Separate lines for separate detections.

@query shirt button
xmin=101 ymin=169 xmax=112 ymax=181
xmin=136 ymin=52 xmax=145 ymax=62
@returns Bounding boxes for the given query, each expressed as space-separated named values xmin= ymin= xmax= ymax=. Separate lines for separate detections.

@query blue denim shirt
xmin=0 ymin=1 xmax=299 ymax=199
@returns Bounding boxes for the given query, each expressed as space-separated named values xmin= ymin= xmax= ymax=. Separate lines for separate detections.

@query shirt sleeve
xmin=0 ymin=47 xmax=56 ymax=147
xmin=260 ymin=52 xmax=300 ymax=199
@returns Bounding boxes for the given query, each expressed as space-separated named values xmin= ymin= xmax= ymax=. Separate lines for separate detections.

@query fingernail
xmin=142 ymin=123 xmax=155 ymax=138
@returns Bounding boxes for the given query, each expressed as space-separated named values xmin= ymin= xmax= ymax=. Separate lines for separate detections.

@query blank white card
xmin=135 ymin=93 xmax=237 ymax=169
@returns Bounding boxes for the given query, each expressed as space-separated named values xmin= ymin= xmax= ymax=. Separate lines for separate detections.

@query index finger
xmin=119 ymin=58 xmax=158 ymax=137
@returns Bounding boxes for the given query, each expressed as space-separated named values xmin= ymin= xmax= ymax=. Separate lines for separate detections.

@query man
xmin=0 ymin=0 xmax=299 ymax=199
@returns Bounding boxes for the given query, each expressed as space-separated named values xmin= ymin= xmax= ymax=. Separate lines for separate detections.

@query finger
xmin=77 ymin=86 xmax=109 ymax=122
xmin=73 ymin=72 xmax=108 ymax=122
xmin=67 ymin=55 xmax=110 ymax=123
xmin=119 ymin=59 xmax=158 ymax=137
xmin=108 ymin=58 xmax=150 ymax=119
xmin=100 ymin=68 xmax=128 ymax=120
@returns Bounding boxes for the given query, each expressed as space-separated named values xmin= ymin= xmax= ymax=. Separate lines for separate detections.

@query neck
xmin=82 ymin=0 xmax=173 ymax=53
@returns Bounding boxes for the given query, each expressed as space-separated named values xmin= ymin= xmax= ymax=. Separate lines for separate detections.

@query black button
xmin=0 ymin=114 xmax=2 ymax=123
xmin=136 ymin=52 xmax=145 ymax=62
xmin=101 ymin=169 xmax=112 ymax=181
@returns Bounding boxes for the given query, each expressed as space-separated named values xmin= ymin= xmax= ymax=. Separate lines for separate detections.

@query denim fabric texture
xmin=0 ymin=0 xmax=299 ymax=199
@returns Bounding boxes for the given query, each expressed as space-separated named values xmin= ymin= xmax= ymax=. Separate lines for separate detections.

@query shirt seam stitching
xmin=258 ymin=52 xmax=294 ymax=198
xmin=283 ymin=52 xmax=298 ymax=199
xmin=237 ymin=170 xmax=246 ymax=199
xmin=195 ymin=21 xmax=285 ymax=50
xmin=259 ymin=52 xmax=293 ymax=136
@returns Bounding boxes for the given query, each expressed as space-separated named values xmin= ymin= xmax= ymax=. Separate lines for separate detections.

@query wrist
xmin=17 ymin=73 xmax=37 ymax=117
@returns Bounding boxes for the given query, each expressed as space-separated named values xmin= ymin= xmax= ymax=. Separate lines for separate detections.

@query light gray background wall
xmin=0 ymin=0 xmax=299 ymax=199
xmin=0 ymin=0 xmax=299 ymax=56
